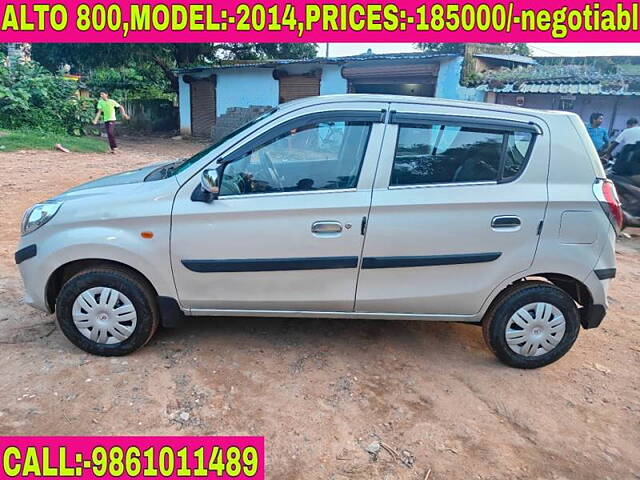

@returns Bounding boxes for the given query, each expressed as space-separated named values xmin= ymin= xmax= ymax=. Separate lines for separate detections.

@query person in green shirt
xmin=92 ymin=91 xmax=129 ymax=154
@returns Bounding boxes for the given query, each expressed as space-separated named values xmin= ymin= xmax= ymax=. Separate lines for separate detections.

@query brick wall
xmin=211 ymin=105 xmax=272 ymax=140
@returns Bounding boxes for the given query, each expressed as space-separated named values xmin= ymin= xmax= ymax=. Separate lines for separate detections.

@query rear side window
xmin=391 ymin=124 xmax=534 ymax=186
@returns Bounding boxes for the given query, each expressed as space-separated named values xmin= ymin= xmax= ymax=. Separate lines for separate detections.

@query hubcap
xmin=505 ymin=302 xmax=566 ymax=357
xmin=72 ymin=287 xmax=137 ymax=344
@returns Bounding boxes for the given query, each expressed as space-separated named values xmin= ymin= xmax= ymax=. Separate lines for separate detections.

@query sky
xmin=328 ymin=43 xmax=640 ymax=57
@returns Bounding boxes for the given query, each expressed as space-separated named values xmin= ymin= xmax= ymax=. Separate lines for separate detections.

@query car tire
xmin=482 ymin=281 xmax=580 ymax=369
xmin=56 ymin=267 xmax=159 ymax=356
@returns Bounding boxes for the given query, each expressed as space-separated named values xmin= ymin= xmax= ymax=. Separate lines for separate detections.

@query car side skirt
xmin=185 ymin=308 xmax=481 ymax=322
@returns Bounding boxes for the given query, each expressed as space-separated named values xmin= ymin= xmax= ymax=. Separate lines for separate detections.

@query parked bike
xmin=605 ymin=142 xmax=640 ymax=228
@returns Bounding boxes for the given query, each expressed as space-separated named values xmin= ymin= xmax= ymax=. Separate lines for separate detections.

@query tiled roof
xmin=174 ymin=53 xmax=457 ymax=74
xmin=478 ymin=64 xmax=640 ymax=95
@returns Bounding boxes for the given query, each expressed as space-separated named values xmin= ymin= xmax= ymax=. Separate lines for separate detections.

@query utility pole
xmin=325 ymin=43 xmax=330 ymax=58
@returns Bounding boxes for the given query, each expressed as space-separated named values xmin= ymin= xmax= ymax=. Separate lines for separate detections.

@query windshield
xmin=170 ymin=107 xmax=278 ymax=176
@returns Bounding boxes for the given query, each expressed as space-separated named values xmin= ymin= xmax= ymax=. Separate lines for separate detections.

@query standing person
xmin=585 ymin=112 xmax=610 ymax=154
xmin=92 ymin=91 xmax=129 ymax=154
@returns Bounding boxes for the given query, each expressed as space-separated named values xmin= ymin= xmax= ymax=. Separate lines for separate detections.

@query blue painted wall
xmin=216 ymin=69 xmax=279 ymax=115
xmin=178 ymin=75 xmax=191 ymax=135
xmin=320 ymin=65 xmax=348 ymax=95
xmin=435 ymin=57 xmax=485 ymax=102
xmin=178 ymin=57 xmax=484 ymax=134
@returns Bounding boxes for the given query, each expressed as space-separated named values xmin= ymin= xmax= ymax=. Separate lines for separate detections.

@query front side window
xmin=391 ymin=124 xmax=534 ymax=186
xmin=220 ymin=120 xmax=371 ymax=196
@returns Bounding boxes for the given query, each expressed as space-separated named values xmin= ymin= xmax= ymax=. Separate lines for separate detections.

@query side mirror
xmin=191 ymin=167 xmax=221 ymax=203
xmin=201 ymin=168 xmax=220 ymax=196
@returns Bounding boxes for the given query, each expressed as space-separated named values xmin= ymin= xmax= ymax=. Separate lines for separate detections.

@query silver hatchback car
xmin=16 ymin=95 xmax=620 ymax=368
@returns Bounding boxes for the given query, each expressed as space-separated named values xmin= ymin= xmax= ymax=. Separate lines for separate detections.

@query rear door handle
xmin=491 ymin=216 xmax=521 ymax=228
xmin=311 ymin=221 xmax=343 ymax=234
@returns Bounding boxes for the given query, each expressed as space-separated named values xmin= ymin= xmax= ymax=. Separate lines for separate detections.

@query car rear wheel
xmin=56 ymin=267 xmax=159 ymax=356
xmin=482 ymin=281 xmax=580 ymax=369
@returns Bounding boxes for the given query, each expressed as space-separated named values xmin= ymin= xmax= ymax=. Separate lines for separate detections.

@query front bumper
xmin=15 ymin=244 xmax=37 ymax=265
xmin=15 ymin=243 xmax=51 ymax=313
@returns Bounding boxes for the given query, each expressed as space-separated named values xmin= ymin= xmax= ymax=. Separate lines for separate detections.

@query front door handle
xmin=491 ymin=216 xmax=521 ymax=228
xmin=311 ymin=221 xmax=343 ymax=234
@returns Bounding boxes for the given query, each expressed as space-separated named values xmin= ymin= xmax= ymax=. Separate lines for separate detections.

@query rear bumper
xmin=580 ymin=268 xmax=612 ymax=329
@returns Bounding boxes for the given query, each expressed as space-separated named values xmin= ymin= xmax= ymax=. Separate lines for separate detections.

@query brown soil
xmin=0 ymin=137 xmax=639 ymax=479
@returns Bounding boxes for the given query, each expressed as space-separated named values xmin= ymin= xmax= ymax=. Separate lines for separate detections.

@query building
xmin=175 ymin=51 xmax=507 ymax=138
xmin=479 ymin=59 xmax=640 ymax=136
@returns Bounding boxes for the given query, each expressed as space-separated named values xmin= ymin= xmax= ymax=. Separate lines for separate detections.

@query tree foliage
xmin=417 ymin=43 xmax=531 ymax=56
xmin=0 ymin=55 xmax=94 ymax=135
xmin=31 ymin=43 xmax=319 ymax=91
xmin=85 ymin=65 xmax=173 ymax=101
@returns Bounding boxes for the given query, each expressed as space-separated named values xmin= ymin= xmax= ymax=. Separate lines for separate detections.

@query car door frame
xmin=169 ymin=102 xmax=390 ymax=314
xmin=354 ymin=103 xmax=551 ymax=319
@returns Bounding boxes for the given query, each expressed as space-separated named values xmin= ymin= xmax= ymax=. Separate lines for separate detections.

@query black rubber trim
xmin=579 ymin=304 xmax=606 ymax=329
xmin=157 ymin=296 xmax=186 ymax=328
xmin=594 ymin=268 xmax=616 ymax=280
xmin=182 ymin=256 xmax=359 ymax=273
xmin=362 ymin=252 xmax=501 ymax=269
xmin=15 ymin=244 xmax=37 ymax=265
xmin=388 ymin=112 xmax=542 ymax=134
xmin=220 ymin=110 xmax=384 ymax=165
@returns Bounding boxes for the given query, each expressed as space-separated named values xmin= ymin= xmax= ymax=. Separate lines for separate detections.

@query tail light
xmin=593 ymin=178 xmax=623 ymax=232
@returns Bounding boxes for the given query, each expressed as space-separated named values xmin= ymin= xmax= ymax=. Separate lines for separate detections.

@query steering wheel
xmin=259 ymin=151 xmax=284 ymax=192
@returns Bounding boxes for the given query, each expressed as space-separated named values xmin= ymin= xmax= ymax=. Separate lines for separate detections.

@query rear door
xmin=356 ymin=104 xmax=550 ymax=316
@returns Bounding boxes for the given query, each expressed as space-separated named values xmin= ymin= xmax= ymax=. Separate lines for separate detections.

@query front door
xmin=356 ymin=104 xmax=549 ymax=316
xmin=171 ymin=109 xmax=385 ymax=312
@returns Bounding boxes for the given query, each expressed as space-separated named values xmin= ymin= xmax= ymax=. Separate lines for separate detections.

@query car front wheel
xmin=56 ymin=267 xmax=159 ymax=356
xmin=482 ymin=281 xmax=580 ymax=369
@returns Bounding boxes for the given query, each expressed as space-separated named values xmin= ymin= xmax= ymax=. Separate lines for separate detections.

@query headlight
xmin=21 ymin=201 xmax=62 ymax=236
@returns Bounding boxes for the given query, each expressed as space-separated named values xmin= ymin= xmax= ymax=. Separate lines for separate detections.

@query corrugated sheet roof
xmin=175 ymin=53 xmax=457 ymax=74
xmin=473 ymin=53 xmax=537 ymax=65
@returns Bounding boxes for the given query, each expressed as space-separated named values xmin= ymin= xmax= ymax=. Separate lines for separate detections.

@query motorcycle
xmin=604 ymin=142 xmax=640 ymax=229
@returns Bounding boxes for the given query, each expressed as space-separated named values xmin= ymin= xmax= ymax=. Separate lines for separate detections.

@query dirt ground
xmin=0 ymin=136 xmax=639 ymax=480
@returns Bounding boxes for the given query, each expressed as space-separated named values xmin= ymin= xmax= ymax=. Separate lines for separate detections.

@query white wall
xmin=320 ymin=64 xmax=348 ymax=95
xmin=216 ymin=68 xmax=279 ymax=116
xmin=435 ymin=57 xmax=485 ymax=102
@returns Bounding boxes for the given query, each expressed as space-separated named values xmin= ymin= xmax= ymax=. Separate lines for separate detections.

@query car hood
xmin=62 ymin=161 xmax=171 ymax=193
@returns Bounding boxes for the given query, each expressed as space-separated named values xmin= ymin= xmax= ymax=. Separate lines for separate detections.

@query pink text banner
xmin=0 ymin=436 xmax=265 ymax=479
xmin=0 ymin=0 xmax=639 ymax=42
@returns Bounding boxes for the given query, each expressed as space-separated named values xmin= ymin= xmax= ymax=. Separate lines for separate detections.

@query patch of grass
xmin=0 ymin=130 xmax=108 ymax=153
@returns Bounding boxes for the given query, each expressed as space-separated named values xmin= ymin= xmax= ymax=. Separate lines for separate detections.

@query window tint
xmin=503 ymin=131 xmax=533 ymax=179
xmin=391 ymin=124 xmax=533 ymax=186
xmin=220 ymin=121 xmax=371 ymax=196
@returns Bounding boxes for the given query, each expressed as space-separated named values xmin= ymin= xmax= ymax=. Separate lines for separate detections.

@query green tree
xmin=0 ymin=58 xmax=94 ymax=135
xmin=31 ymin=43 xmax=318 ymax=91
xmin=417 ymin=43 xmax=531 ymax=56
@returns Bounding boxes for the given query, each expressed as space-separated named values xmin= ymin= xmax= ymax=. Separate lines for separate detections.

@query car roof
xmin=277 ymin=94 xmax=569 ymax=119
